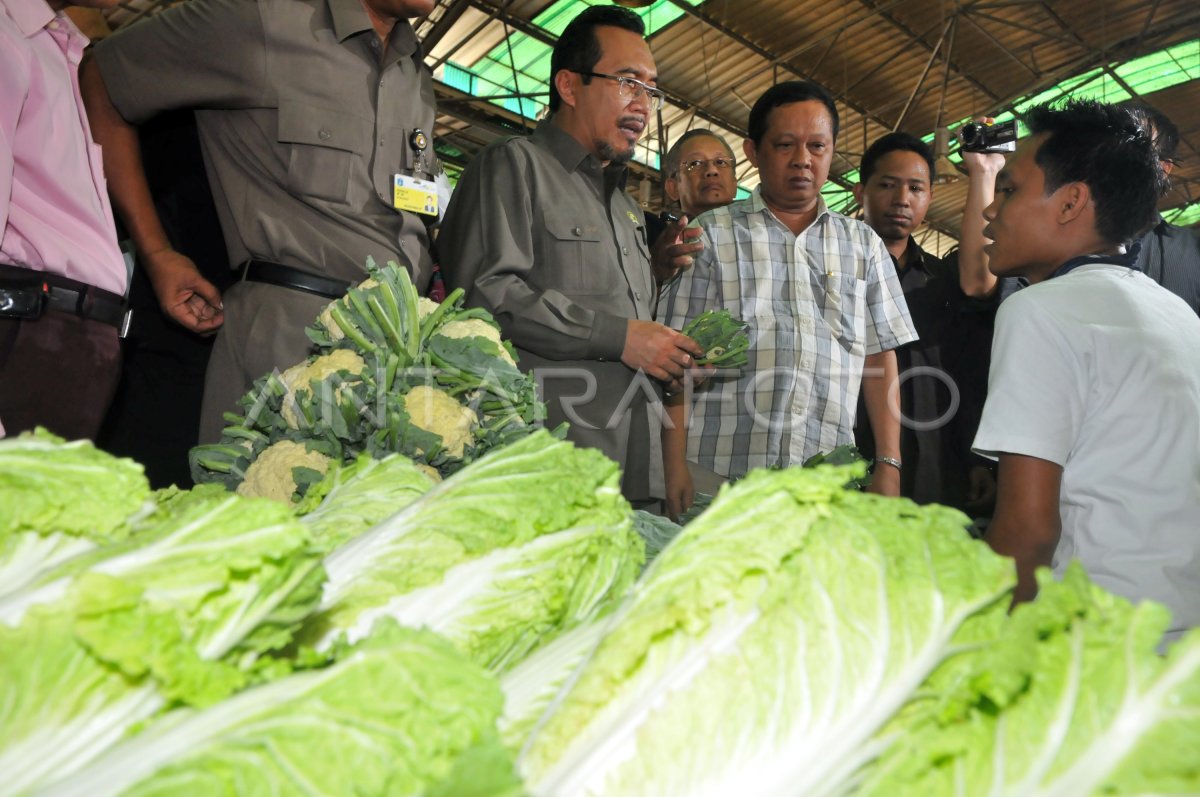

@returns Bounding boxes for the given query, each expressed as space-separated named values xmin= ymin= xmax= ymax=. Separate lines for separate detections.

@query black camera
xmin=959 ymin=120 xmax=1018 ymax=153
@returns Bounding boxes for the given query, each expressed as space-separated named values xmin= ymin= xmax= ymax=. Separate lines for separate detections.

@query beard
xmin=595 ymin=139 xmax=635 ymax=164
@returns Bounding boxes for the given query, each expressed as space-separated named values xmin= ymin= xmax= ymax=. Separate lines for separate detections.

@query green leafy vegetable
xmin=305 ymin=431 xmax=644 ymax=672
xmin=853 ymin=565 xmax=1200 ymax=797
xmin=681 ymin=309 xmax=750 ymax=368
xmin=40 ymin=623 xmax=524 ymax=797
xmin=295 ymin=452 xmax=437 ymax=553
xmin=519 ymin=464 xmax=1015 ymax=796
xmin=0 ymin=432 xmax=151 ymax=600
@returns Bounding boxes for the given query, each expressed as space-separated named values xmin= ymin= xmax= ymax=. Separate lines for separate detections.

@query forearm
xmin=474 ymin=275 xmax=628 ymax=362
xmin=959 ymin=162 xmax=1002 ymax=298
xmin=79 ymin=55 xmax=173 ymax=267
xmin=662 ymin=394 xmax=688 ymax=466
xmin=862 ymin=350 xmax=901 ymax=460
xmin=985 ymin=453 xmax=1063 ymax=603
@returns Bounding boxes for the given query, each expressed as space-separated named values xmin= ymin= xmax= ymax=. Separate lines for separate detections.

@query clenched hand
xmin=145 ymin=249 xmax=224 ymax=335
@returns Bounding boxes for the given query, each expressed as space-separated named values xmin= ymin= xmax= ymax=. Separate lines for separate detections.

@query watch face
xmin=409 ymin=130 xmax=428 ymax=152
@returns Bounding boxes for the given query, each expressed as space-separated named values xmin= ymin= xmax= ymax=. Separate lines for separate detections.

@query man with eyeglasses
xmin=440 ymin=5 xmax=704 ymax=506
xmin=664 ymin=129 xmax=740 ymax=220
xmin=644 ymin=129 xmax=738 ymax=284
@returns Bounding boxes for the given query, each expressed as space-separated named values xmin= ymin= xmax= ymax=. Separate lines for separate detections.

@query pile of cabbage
xmin=190 ymin=260 xmax=544 ymax=503
xmin=3 ymin=431 xmax=1198 ymax=797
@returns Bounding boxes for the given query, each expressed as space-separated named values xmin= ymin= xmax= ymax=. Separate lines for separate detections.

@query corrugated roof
xmin=102 ymin=0 xmax=1200 ymax=249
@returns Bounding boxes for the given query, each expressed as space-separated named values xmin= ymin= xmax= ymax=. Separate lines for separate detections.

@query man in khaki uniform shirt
xmin=81 ymin=0 xmax=437 ymax=441
xmin=439 ymin=6 xmax=702 ymax=503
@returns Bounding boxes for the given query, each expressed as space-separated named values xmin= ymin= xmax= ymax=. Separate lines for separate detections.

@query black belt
xmin=241 ymin=260 xmax=351 ymax=300
xmin=0 ymin=264 xmax=128 ymax=331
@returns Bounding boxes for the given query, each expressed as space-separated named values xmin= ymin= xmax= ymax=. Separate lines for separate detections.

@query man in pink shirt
xmin=0 ymin=0 xmax=130 ymax=440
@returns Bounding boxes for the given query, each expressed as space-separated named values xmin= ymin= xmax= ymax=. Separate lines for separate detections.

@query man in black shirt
xmin=853 ymin=133 xmax=995 ymax=513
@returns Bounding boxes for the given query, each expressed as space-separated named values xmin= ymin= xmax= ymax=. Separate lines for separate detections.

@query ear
xmin=851 ymin=183 xmax=863 ymax=207
xmin=553 ymin=69 xmax=578 ymax=111
xmin=1058 ymin=182 xmax=1090 ymax=226
xmin=742 ymin=138 xmax=758 ymax=168
xmin=664 ymin=175 xmax=681 ymax=203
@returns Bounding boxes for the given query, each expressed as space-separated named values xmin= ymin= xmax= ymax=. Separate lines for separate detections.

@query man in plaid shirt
xmin=661 ymin=81 xmax=918 ymax=518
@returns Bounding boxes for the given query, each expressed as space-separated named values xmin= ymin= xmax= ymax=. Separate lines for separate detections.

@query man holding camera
xmin=973 ymin=100 xmax=1200 ymax=645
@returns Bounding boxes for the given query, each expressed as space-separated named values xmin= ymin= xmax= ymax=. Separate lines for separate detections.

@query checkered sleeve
xmin=661 ymin=227 xmax=720 ymax=332
xmin=862 ymin=232 xmax=919 ymax=354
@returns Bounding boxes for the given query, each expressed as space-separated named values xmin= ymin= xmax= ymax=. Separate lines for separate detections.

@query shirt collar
xmin=327 ymin=0 xmax=419 ymax=60
xmin=534 ymin=119 xmax=628 ymax=184
xmin=1048 ymin=245 xmax=1140 ymax=280
xmin=5 ymin=0 xmax=62 ymax=38
xmin=898 ymin=236 xmax=932 ymax=273
xmin=748 ymin=185 xmax=830 ymax=227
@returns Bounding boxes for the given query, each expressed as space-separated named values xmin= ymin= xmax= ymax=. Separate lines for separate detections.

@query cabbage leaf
xmin=308 ymin=431 xmax=643 ymax=671
xmin=519 ymin=465 xmax=1015 ymax=797
xmin=39 ymin=623 xmax=524 ymax=797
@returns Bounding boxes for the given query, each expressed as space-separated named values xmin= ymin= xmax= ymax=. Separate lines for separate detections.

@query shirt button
xmin=635 ymin=292 xmax=643 ymax=300
xmin=318 ymin=128 xmax=332 ymax=141
xmin=379 ymin=79 xmax=384 ymax=88
xmin=573 ymin=226 xmax=582 ymax=236
xmin=622 ymin=246 xmax=630 ymax=255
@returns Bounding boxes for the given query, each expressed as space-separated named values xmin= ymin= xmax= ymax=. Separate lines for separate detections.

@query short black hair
xmin=1022 ymin=99 xmax=1164 ymax=245
xmin=1124 ymin=102 xmax=1180 ymax=164
xmin=859 ymin=132 xmax=935 ymax=184
xmin=548 ymin=6 xmax=645 ymax=114
xmin=747 ymin=80 xmax=839 ymax=146
xmin=664 ymin=128 xmax=735 ymax=176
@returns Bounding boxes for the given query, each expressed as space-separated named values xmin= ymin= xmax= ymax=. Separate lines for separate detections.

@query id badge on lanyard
xmin=394 ymin=128 xmax=439 ymax=217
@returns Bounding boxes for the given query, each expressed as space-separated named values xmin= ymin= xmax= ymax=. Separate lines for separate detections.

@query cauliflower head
xmin=316 ymin=278 xmax=385 ymax=342
xmin=417 ymin=297 xmax=441 ymax=319
xmin=279 ymin=350 xmax=366 ymax=428
xmin=237 ymin=440 xmax=332 ymax=504
xmin=434 ymin=318 xmax=517 ymax=365
xmin=402 ymin=385 xmax=476 ymax=458
xmin=316 ymin=302 xmax=346 ymax=342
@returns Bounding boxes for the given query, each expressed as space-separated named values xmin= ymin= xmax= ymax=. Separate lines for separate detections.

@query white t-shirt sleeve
xmin=973 ymin=291 xmax=1086 ymax=465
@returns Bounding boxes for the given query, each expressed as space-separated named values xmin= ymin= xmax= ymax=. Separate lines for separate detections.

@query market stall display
xmin=4 ymin=266 xmax=1199 ymax=796
xmin=2 ymin=431 xmax=1199 ymax=796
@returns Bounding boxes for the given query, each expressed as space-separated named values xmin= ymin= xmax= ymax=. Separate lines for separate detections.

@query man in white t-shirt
xmin=973 ymin=99 xmax=1200 ymax=645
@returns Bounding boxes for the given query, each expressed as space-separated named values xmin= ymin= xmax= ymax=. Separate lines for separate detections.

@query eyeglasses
xmin=574 ymin=71 xmax=665 ymax=111
xmin=681 ymin=157 xmax=735 ymax=174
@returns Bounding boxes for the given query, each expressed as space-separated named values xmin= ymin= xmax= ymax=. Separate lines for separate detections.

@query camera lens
xmin=960 ymin=123 xmax=984 ymax=146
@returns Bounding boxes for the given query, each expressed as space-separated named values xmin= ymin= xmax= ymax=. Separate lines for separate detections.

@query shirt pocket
xmin=817 ymin=270 xmax=867 ymax=351
xmin=277 ymin=100 xmax=367 ymax=204
xmin=542 ymin=211 xmax=617 ymax=295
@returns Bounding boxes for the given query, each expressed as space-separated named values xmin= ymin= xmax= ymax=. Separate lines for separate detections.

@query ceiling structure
xmin=104 ymin=0 xmax=1200 ymax=253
